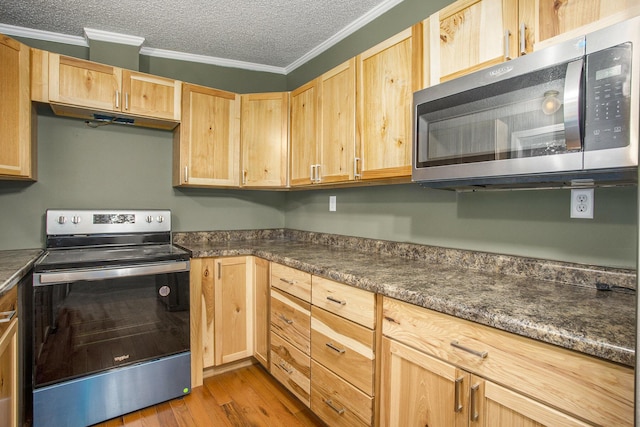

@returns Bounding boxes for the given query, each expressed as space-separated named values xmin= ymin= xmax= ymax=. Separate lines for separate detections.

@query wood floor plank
xmin=139 ymin=406 xmax=162 ymax=427
xmin=153 ymin=401 xmax=180 ymax=427
xmin=121 ymin=411 xmax=143 ymax=427
xmin=182 ymin=385 xmax=234 ymax=427
xmin=221 ymin=400 xmax=255 ymax=427
xmin=168 ymin=397 xmax=197 ymax=427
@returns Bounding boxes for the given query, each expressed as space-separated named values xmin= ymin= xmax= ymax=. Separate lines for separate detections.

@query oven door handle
xmin=34 ymin=261 xmax=190 ymax=286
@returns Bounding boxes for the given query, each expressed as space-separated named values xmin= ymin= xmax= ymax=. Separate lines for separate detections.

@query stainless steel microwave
xmin=412 ymin=16 xmax=639 ymax=188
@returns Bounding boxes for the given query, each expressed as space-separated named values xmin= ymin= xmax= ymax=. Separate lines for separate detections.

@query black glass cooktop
xmin=35 ymin=244 xmax=191 ymax=272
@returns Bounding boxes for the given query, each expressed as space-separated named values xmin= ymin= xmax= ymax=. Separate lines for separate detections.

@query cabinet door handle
xmin=326 ymin=342 xmax=346 ymax=354
xmin=310 ymin=164 xmax=316 ymax=183
xmin=0 ymin=310 xmax=16 ymax=323
xmin=454 ymin=376 xmax=464 ymax=413
xmin=242 ymin=170 xmax=247 ymax=185
xmin=470 ymin=383 xmax=480 ymax=421
xmin=217 ymin=262 xmax=221 ymax=280
xmin=519 ymin=22 xmax=527 ymax=55
xmin=316 ymin=164 xmax=322 ymax=183
xmin=354 ymin=157 xmax=361 ymax=179
xmin=324 ymin=399 xmax=345 ymax=415
xmin=115 ymin=90 xmax=120 ymax=109
xmin=279 ymin=278 xmax=296 ymax=285
xmin=504 ymin=29 xmax=512 ymax=60
xmin=278 ymin=362 xmax=293 ymax=374
xmin=279 ymin=314 xmax=293 ymax=325
xmin=450 ymin=341 xmax=488 ymax=359
xmin=326 ymin=296 xmax=346 ymax=305
xmin=184 ymin=166 xmax=189 ymax=182
xmin=125 ymin=92 xmax=129 ymax=110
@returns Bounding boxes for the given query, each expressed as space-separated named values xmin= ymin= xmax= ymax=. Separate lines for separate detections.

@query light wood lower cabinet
xmin=381 ymin=297 xmax=634 ymax=426
xmin=253 ymin=257 xmax=270 ymax=369
xmin=0 ymin=287 xmax=18 ymax=427
xmin=190 ymin=256 xmax=254 ymax=387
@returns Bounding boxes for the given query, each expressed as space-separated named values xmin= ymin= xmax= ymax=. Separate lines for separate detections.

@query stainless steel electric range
xmin=30 ymin=209 xmax=191 ymax=427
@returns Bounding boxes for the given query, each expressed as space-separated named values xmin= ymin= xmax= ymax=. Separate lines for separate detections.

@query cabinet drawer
xmin=311 ymin=307 xmax=375 ymax=395
xmin=311 ymin=360 xmax=373 ymax=427
xmin=271 ymin=332 xmax=310 ymax=407
xmin=271 ymin=263 xmax=311 ymax=302
xmin=312 ymin=276 xmax=375 ymax=328
xmin=382 ymin=297 xmax=634 ymax=427
xmin=270 ymin=288 xmax=310 ymax=355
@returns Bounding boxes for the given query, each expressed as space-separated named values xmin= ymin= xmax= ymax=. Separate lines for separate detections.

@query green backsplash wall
xmin=283 ymin=185 xmax=637 ymax=268
xmin=0 ymin=115 xmax=285 ymax=250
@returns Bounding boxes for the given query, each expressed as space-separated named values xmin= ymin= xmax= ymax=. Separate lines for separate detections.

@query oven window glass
xmin=416 ymin=61 xmax=577 ymax=167
xmin=33 ymin=271 xmax=190 ymax=388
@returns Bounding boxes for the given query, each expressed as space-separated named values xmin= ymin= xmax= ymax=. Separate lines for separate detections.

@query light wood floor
xmin=94 ymin=364 xmax=326 ymax=427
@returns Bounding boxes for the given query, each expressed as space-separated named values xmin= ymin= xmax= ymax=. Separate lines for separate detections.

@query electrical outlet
xmin=570 ymin=188 xmax=594 ymax=219
xmin=329 ymin=196 xmax=336 ymax=212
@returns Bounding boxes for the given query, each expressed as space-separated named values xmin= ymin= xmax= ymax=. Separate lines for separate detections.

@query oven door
xmin=32 ymin=261 xmax=190 ymax=389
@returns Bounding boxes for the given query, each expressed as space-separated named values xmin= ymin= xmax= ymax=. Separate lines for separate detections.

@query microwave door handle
xmin=563 ymin=59 xmax=583 ymax=151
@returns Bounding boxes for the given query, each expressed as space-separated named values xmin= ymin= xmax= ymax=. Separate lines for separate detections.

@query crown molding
xmin=84 ymin=27 xmax=145 ymax=48
xmin=139 ymin=47 xmax=287 ymax=75
xmin=0 ymin=23 xmax=88 ymax=47
xmin=284 ymin=0 xmax=405 ymax=73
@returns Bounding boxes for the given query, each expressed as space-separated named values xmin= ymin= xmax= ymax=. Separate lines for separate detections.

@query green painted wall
xmin=0 ymin=115 xmax=285 ymax=250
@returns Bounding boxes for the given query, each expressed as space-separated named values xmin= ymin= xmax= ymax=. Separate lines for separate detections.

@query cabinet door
xmin=253 ymin=257 xmax=270 ymax=369
xmin=477 ymin=377 xmax=590 ymax=427
xmin=214 ymin=256 xmax=253 ymax=365
xmin=430 ymin=0 xmax=518 ymax=82
xmin=0 ymin=36 xmax=34 ymax=179
xmin=537 ymin=0 xmax=636 ymax=44
xmin=122 ymin=70 xmax=181 ymax=121
xmin=48 ymin=53 xmax=122 ymax=111
xmin=189 ymin=257 xmax=215 ymax=387
xmin=290 ymin=79 xmax=319 ymax=187
xmin=174 ymin=83 xmax=240 ymax=187
xmin=319 ymin=58 xmax=356 ymax=184
xmin=380 ymin=337 xmax=468 ymax=427
xmin=357 ymin=26 xmax=420 ymax=180
xmin=241 ymin=92 xmax=289 ymax=187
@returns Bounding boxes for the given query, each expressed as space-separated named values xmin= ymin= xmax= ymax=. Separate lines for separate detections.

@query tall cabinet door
xmin=357 ymin=26 xmax=421 ymax=181
xmin=319 ymin=58 xmax=356 ymax=184
xmin=174 ymin=83 xmax=240 ymax=187
xmin=241 ymin=92 xmax=289 ymax=188
xmin=0 ymin=36 xmax=34 ymax=179
xmin=214 ymin=257 xmax=253 ymax=365
xmin=253 ymin=257 xmax=270 ymax=369
xmin=380 ymin=337 xmax=468 ymax=427
xmin=290 ymin=80 xmax=319 ymax=187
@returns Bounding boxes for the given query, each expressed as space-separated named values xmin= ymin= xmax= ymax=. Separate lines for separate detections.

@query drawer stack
xmin=269 ymin=263 xmax=312 ymax=406
xmin=310 ymin=276 xmax=376 ymax=427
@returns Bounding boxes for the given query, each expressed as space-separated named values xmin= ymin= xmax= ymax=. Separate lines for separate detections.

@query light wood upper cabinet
xmin=48 ymin=53 xmax=181 ymax=126
xmin=241 ymin=92 xmax=289 ymax=188
xmin=356 ymin=26 xmax=422 ymax=181
xmin=0 ymin=36 xmax=35 ymax=180
xmin=173 ymin=83 xmax=240 ymax=187
xmin=290 ymin=59 xmax=357 ymax=187
xmin=428 ymin=0 xmax=520 ymax=84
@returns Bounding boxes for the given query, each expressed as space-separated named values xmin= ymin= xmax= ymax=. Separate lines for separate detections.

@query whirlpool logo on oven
xmin=114 ymin=354 xmax=130 ymax=363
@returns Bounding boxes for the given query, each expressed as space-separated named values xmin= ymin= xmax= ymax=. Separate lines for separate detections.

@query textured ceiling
xmin=0 ymin=0 xmax=402 ymax=73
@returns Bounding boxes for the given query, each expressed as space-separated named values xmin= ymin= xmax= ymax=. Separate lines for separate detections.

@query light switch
xmin=329 ymin=196 xmax=336 ymax=212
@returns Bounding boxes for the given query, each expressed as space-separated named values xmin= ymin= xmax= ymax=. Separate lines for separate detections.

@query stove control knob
xmin=71 ymin=216 xmax=81 ymax=225
xmin=57 ymin=216 xmax=67 ymax=225
xmin=157 ymin=216 xmax=164 ymax=223
xmin=145 ymin=215 xmax=153 ymax=223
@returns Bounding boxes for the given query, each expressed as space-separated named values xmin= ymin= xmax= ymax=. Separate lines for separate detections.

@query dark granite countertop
xmin=176 ymin=231 xmax=636 ymax=368
xmin=0 ymin=249 xmax=42 ymax=296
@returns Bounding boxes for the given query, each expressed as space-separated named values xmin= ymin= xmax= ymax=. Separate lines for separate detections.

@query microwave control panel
xmin=584 ymin=43 xmax=631 ymax=151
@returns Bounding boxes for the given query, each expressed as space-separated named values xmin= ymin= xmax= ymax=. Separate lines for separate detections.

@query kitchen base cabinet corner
xmin=0 ymin=287 xmax=18 ymax=427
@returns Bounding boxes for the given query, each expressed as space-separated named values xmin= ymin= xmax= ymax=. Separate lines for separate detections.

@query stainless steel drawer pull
xmin=279 ymin=278 xmax=296 ymax=285
xmin=0 ymin=310 xmax=16 ymax=323
xmin=326 ymin=296 xmax=346 ymax=305
xmin=450 ymin=341 xmax=488 ymax=359
xmin=278 ymin=362 xmax=293 ymax=374
xmin=324 ymin=399 xmax=345 ymax=415
xmin=279 ymin=314 xmax=293 ymax=325
xmin=470 ymin=383 xmax=480 ymax=421
xmin=326 ymin=342 xmax=346 ymax=354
